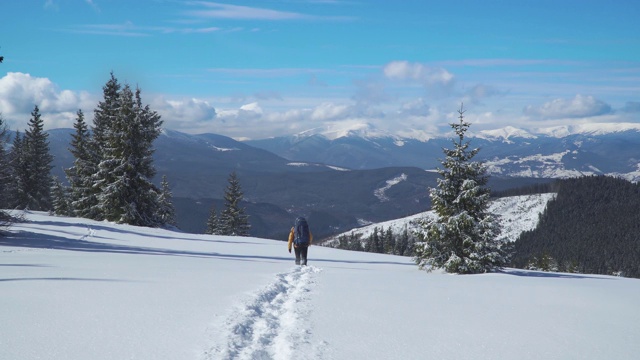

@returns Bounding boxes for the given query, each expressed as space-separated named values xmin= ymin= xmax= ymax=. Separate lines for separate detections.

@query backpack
xmin=294 ymin=217 xmax=310 ymax=246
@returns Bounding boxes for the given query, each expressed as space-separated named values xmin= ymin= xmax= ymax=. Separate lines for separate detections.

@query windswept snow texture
xmin=1 ymin=209 xmax=640 ymax=360
xmin=374 ymin=173 xmax=407 ymax=202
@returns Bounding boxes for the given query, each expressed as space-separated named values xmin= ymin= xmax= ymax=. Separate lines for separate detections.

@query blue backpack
xmin=294 ymin=217 xmax=310 ymax=246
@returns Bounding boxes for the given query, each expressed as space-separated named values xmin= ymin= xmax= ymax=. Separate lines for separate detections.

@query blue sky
xmin=1 ymin=0 xmax=639 ymax=139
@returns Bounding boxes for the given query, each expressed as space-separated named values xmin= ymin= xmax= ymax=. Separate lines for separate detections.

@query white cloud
xmin=0 ymin=72 xmax=95 ymax=130
xmin=524 ymin=94 xmax=613 ymax=119
xmin=153 ymin=97 xmax=217 ymax=122
xmin=383 ymin=61 xmax=454 ymax=85
xmin=383 ymin=61 xmax=455 ymax=98
xmin=311 ymin=102 xmax=351 ymax=121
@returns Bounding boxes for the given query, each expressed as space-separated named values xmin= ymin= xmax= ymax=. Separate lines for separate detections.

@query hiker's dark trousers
xmin=294 ymin=245 xmax=308 ymax=265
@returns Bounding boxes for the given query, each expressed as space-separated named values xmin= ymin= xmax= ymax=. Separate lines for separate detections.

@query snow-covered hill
xmin=2 ymin=210 xmax=639 ymax=360
xmin=325 ymin=193 xmax=556 ymax=245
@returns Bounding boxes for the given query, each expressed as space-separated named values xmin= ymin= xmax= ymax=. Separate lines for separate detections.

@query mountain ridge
xmin=244 ymin=122 xmax=640 ymax=182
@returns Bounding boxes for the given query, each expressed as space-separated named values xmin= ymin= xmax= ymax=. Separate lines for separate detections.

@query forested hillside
xmin=512 ymin=176 xmax=640 ymax=278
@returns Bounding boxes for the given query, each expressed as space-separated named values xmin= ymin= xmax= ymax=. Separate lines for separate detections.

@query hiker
xmin=288 ymin=216 xmax=313 ymax=265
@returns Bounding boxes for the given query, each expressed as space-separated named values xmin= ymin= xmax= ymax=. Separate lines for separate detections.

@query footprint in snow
xmin=206 ymin=265 xmax=323 ymax=360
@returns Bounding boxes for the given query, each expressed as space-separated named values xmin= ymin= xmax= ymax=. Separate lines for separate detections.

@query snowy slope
xmin=1 ymin=210 xmax=639 ymax=360
xmin=328 ymin=193 xmax=556 ymax=244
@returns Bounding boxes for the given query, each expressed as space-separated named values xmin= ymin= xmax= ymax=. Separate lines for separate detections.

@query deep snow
xmin=1 ymin=209 xmax=639 ymax=360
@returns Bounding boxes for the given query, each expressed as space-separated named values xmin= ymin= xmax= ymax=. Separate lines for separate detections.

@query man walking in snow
xmin=288 ymin=217 xmax=313 ymax=265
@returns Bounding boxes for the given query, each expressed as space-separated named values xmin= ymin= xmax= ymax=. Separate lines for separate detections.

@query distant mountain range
xmin=45 ymin=122 xmax=639 ymax=239
xmin=245 ymin=122 xmax=640 ymax=182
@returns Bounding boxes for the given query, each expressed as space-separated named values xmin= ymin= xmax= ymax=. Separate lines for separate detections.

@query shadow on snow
xmin=0 ymin=229 xmax=411 ymax=267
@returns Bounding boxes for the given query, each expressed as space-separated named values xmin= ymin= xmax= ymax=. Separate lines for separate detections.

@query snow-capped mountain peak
xmin=474 ymin=126 xmax=537 ymax=142
xmin=295 ymin=122 xmax=399 ymax=141
xmin=534 ymin=122 xmax=640 ymax=138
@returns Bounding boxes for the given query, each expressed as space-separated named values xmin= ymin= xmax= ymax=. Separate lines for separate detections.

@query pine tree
xmin=65 ymin=109 xmax=98 ymax=218
xmin=96 ymin=84 xmax=163 ymax=226
xmin=0 ymin=114 xmax=12 ymax=209
xmin=156 ymin=175 xmax=177 ymax=227
xmin=85 ymin=73 xmax=122 ymax=220
xmin=383 ymin=227 xmax=395 ymax=254
xmin=51 ymin=176 xmax=72 ymax=216
xmin=205 ymin=203 xmax=221 ymax=235
xmin=20 ymin=106 xmax=54 ymax=211
xmin=0 ymin=113 xmax=16 ymax=234
xmin=8 ymin=131 xmax=27 ymax=208
xmin=395 ymin=226 xmax=410 ymax=256
xmin=91 ymin=72 xmax=121 ymax=160
xmin=414 ymin=105 xmax=507 ymax=274
xmin=219 ymin=171 xmax=250 ymax=236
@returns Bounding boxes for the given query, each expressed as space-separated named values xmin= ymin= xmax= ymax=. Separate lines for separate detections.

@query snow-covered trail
xmin=206 ymin=265 xmax=326 ymax=360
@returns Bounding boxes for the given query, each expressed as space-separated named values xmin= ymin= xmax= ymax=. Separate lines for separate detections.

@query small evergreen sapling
xmin=156 ymin=175 xmax=177 ymax=227
xmin=205 ymin=204 xmax=221 ymax=235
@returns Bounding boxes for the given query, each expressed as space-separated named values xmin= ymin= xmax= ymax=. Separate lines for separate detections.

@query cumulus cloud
xmin=384 ymin=61 xmax=454 ymax=85
xmin=152 ymin=97 xmax=217 ymax=124
xmin=310 ymin=103 xmax=352 ymax=121
xmin=523 ymin=94 xmax=613 ymax=119
xmin=0 ymin=72 xmax=95 ymax=129
xmin=383 ymin=61 xmax=455 ymax=98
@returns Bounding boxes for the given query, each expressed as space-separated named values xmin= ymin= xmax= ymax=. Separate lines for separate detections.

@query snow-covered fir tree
xmin=85 ymin=73 xmax=121 ymax=220
xmin=383 ymin=227 xmax=395 ymax=254
xmin=156 ymin=175 xmax=177 ymax=227
xmin=205 ymin=203 xmax=221 ymax=235
xmin=51 ymin=176 xmax=72 ymax=216
xmin=0 ymin=114 xmax=12 ymax=209
xmin=91 ymin=72 xmax=120 ymax=161
xmin=95 ymin=84 xmax=163 ymax=226
xmin=219 ymin=172 xmax=250 ymax=236
xmin=7 ymin=131 xmax=27 ymax=208
xmin=0 ymin=114 xmax=17 ymax=234
xmin=65 ymin=109 xmax=98 ymax=218
xmin=16 ymin=106 xmax=54 ymax=211
xmin=414 ymin=105 xmax=507 ymax=274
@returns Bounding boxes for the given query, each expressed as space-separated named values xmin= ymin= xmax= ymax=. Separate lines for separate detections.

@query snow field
xmin=2 ymin=210 xmax=640 ymax=360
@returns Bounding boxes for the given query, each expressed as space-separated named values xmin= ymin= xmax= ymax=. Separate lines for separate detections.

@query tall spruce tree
xmin=86 ymin=73 xmax=122 ymax=220
xmin=65 ymin=109 xmax=98 ymax=218
xmin=96 ymin=84 xmax=163 ymax=226
xmin=8 ymin=131 xmax=27 ymax=208
xmin=414 ymin=105 xmax=507 ymax=274
xmin=0 ymin=114 xmax=11 ymax=209
xmin=219 ymin=171 xmax=250 ymax=236
xmin=20 ymin=106 xmax=54 ymax=211
xmin=0 ymin=114 xmax=12 ymax=233
xmin=91 ymin=72 xmax=121 ymax=159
